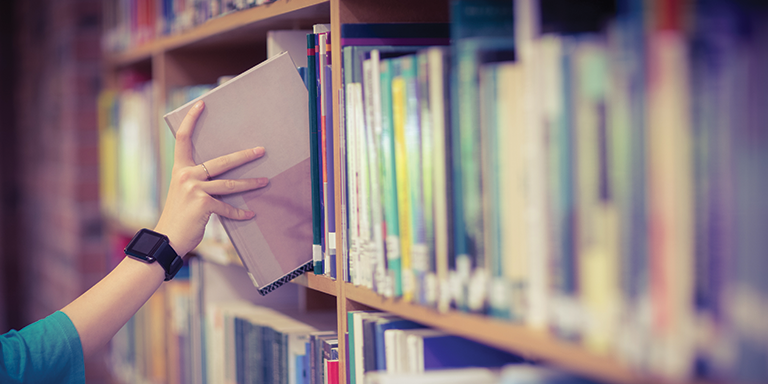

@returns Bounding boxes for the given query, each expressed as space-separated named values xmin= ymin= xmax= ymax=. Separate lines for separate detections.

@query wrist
xmin=125 ymin=228 xmax=184 ymax=281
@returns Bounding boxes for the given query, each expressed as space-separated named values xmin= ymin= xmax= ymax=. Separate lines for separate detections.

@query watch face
xmin=126 ymin=229 xmax=165 ymax=260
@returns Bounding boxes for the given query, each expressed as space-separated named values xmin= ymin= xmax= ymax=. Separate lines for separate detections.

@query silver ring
xmin=201 ymin=163 xmax=212 ymax=181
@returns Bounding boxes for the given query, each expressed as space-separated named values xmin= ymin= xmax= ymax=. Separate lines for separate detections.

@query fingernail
xmin=194 ymin=101 xmax=204 ymax=109
xmin=259 ymin=178 xmax=269 ymax=186
xmin=253 ymin=147 xmax=265 ymax=156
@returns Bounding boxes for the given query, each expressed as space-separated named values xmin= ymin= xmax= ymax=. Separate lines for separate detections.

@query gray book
xmin=164 ymin=52 xmax=313 ymax=295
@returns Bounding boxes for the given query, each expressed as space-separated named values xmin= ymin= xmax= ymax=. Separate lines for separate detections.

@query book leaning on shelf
xmin=164 ymin=52 xmax=314 ymax=295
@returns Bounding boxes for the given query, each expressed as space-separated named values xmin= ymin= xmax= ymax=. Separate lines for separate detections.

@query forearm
xmin=61 ymin=255 xmax=165 ymax=357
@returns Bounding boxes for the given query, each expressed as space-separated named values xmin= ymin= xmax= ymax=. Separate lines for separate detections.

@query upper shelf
xmin=105 ymin=0 xmax=331 ymax=67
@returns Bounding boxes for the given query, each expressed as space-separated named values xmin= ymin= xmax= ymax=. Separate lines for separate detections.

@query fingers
xmin=174 ymin=101 xmax=205 ymax=167
xmin=209 ymin=198 xmax=256 ymax=221
xmin=203 ymin=146 xmax=265 ymax=179
xmin=203 ymin=177 xmax=269 ymax=196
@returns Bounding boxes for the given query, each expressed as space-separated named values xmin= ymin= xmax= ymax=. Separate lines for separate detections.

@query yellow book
xmin=392 ymin=73 xmax=413 ymax=302
xmin=574 ymin=38 xmax=619 ymax=353
xmin=97 ymin=91 xmax=118 ymax=218
xmin=497 ymin=62 xmax=528 ymax=321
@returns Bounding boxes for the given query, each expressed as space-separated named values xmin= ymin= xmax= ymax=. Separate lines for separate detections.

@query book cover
xmin=164 ymin=52 xmax=314 ymax=295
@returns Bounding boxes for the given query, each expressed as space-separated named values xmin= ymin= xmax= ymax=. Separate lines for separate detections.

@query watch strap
xmin=153 ymin=240 xmax=184 ymax=281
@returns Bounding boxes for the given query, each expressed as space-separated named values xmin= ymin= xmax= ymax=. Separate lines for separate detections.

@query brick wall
xmin=13 ymin=0 xmax=112 ymax=381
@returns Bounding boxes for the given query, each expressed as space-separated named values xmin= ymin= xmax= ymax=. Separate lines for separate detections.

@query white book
xmin=346 ymin=82 xmax=360 ymax=285
xmin=363 ymin=55 xmax=387 ymax=294
xmin=164 ymin=52 xmax=313 ymax=295
xmin=366 ymin=368 xmax=499 ymax=384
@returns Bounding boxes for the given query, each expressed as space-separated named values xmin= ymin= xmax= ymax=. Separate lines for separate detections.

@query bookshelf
xmin=99 ymin=1 xmax=760 ymax=384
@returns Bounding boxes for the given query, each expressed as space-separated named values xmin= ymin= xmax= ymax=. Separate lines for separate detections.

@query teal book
xmin=417 ymin=50 xmax=436 ymax=306
xmin=451 ymin=0 xmax=515 ymax=312
xmin=378 ymin=57 xmax=402 ymax=298
xmin=308 ymin=33 xmax=324 ymax=275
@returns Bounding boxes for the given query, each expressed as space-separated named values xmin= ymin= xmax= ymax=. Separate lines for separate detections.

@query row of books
xmin=98 ymin=77 xmax=160 ymax=230
xmin=334 ymin=0 xmax=768 ymax=382
xmin=102 ymin=0 xmax=278 ymax=53
xmin=346 ymin=310 xmax=524 ymax=384
xmin=206 ymin=301 xmax=337 ymax=384
xmin=110 ymin=236 xmax=316 ymax=384
xmin=110 ymin=234 xmax=197 ymax=384
xmin=366 ymin=366 xmax=598 ymax=384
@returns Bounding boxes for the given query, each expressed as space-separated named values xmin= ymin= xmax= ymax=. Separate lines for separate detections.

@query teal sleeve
xmin=0 ymin=310 xmax=85 ymax=384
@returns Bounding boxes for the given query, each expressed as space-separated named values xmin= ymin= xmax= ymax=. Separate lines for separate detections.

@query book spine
xmin=346 ymin=81 xmax=361 ymax=286
xmin=317 ymin=32 xmax=327 ymax=275
xmin=402 ymin=54 xmax=427 ymax=306
xmin=391 ymin=57 xmax=414 ymax=302
xmin=417 ymin=50 xmax=437 ymax=307
xmin=362 ymin=56 xmax=385 ymax=294
xmin=379 ymin=58 xmax=402 ymax=298
xmin=346 ymin=312 xmax=356 ymax=384
xmin=427 ymin=47 xmax=453 ymax=313
xmin=478 ymin=62 xmax=500 ymax=318
xmin=319 ymin=32 xmax=330 ymax=277
xmin=308 ymin=33 xmax=323 ymax=274
xmin=324 ymin=34 xmax=337 ymax=280
xmin=352 ymin=83 xmax=370 ymax=288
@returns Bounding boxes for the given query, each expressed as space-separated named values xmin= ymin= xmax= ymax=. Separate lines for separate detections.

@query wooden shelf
xmin=105 ymin=0 xmax=330 ymax=67
xmin=292 ymin=273 xmax=338 ymax=296
xmin=343 ymin=283 xmax=656 ymax=384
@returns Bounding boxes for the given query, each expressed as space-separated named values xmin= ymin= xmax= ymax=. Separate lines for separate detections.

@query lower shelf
xmin=343 ymin=283 xmax=654 ymax=384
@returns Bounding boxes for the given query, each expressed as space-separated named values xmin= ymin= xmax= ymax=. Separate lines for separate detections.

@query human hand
xmin=154 ymin=100 xmax=268 ymax=256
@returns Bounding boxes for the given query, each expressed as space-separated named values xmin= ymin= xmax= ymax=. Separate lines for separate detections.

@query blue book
xmin=303 ymin=341 xmax=312 ymax=384
xmin=450 ymin=0 xmax=515 ymax=312
xmin=341 ymin=23 xmax=451 ymax=47
xmin=415 ymin=330 xmax=525 ymax=369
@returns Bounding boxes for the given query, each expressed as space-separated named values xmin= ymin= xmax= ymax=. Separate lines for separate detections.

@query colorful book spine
xmin=362 ymin=52 xmax=388 ymax=295
xmin=426 ymin=47 xmax=453 ymax=314
xmin=307 ymin=33 xmax=323 ymax=274
xmin=378 ymin=57 xmax=402 ymax=298
xmin=391 ymin=56 xmax=414 ymax=302
xmin=401 ymin=54 xmax=428 ymax=306
xmin=451 ymin=0 xmax=515 ymax=312
xmin=417 ymin=50 xmax=437 ymax=307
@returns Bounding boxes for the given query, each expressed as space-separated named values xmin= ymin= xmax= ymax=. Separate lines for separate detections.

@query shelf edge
xmin=104 ymin=0 xmax=330 ymax=67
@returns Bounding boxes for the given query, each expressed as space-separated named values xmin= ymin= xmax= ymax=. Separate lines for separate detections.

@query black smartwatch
xmin=124 ymin=228 xmax=184 ymax=281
